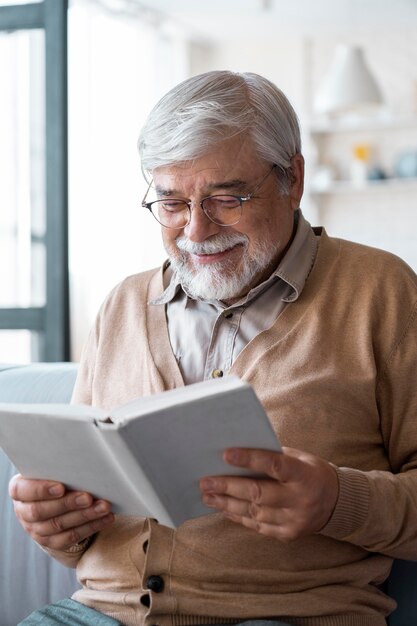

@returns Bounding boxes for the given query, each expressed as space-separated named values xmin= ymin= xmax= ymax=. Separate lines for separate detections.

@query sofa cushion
xmin=0 ymin=363 xmax=80 ymax=626
xmin=0 ymin=362 xmax=77 ymax=403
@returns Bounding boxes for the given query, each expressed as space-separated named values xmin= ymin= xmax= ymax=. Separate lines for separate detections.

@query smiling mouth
xmin=190 ymin=243 xmax=244 ymax=262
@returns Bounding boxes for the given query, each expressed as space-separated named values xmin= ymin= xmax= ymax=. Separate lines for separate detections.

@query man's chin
xmin=168 ymin=245 xmax=275 ymax=301
xmin=177 ymin=265 xmax=248 ymax=301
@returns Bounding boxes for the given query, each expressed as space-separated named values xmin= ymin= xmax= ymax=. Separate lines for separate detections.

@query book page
xmin=0 ymin=405 xmax=152 ymax=517
xmin=116 ymin=382 xmax=281 ymax=526
xmin=97 ymin=423 xmax=173 ymax=525
xmin=110 ymin=376 xmax=245 ymax=423
xmin=0 ymin=403 xmax=105 ymax=421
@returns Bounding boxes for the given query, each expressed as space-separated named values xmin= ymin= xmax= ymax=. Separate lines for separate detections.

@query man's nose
xmin=183 ymin=202 xmax=221 ymax=242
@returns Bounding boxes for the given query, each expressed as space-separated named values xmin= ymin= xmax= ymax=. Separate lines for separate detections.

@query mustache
xmin=175 ymin=232 xmax=248 ymax=255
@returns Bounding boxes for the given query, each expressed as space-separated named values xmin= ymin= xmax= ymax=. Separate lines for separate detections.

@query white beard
xmin=167 ymin=231 xmax=279 ymax=301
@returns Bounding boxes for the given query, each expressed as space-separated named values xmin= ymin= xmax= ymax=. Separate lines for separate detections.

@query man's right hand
xmin=9 ymin=474 xmax=115 ymax=552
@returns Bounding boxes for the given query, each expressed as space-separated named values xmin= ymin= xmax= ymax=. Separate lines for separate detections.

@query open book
xmin=0 ymin=376 xmax=281 ymax=527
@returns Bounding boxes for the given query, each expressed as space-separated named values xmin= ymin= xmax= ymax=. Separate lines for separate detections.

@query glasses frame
xmin=141 ymin=164 xmax=277 ymax=229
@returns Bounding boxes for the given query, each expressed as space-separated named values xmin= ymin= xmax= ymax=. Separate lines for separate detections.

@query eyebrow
xmin=155 ymin=179 xmax=248 ymax=197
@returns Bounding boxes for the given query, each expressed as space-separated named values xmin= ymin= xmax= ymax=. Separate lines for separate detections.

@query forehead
xmin=152 ymin=135 xmax=265 ymax=192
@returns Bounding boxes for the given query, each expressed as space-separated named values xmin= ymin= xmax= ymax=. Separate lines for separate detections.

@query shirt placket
xmin=204 ymin=308 xmax=243 ymax=380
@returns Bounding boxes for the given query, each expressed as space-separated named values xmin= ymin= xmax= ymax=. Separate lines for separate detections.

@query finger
xmin=24 ymin=500 xmax=113 ymax=538
xmin=14 ymin=490 xmax=98 ymax=523
xmin=222 ymin=511 xmax=297 ymax=542
xmin=14 ymin=492 xmax=108 ymax=525
xmin=281 ymin=446 xmax=319 ymax=464
xmin=201 ymin=480 xmax=321 ymax=538
xmin=200 ymin=475 xmax=294 ymax=508
xmin=203 ymin=489 xmax=287 ymax=522
xmin=9 ymin=475 xmax=65 ymax=502
xmin=223 ymin=447 xmax=302 ymax=482
xmin=30 ymin=512 xmax=115 ymax=551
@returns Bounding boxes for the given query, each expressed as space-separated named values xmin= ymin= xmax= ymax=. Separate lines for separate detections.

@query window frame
xmin=0 ymin=0 xmax=69 ymax=361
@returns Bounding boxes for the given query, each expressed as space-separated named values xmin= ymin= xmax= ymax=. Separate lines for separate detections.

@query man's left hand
xmin=199 ymin=447 xmax=339 ymax=542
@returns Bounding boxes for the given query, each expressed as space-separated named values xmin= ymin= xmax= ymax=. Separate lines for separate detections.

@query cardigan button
xmin=146 ymin=575 xmax=164 ymax=593
xmin=140 ymin=593 xmax=150 ymax=607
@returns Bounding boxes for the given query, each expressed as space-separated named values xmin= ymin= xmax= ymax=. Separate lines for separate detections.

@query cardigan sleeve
xmin=320 ymin=301 xmax=417 ymax=559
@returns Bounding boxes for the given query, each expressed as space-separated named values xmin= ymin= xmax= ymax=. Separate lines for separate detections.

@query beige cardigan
xmin=50 ymin=228 xmax=417 ymax=626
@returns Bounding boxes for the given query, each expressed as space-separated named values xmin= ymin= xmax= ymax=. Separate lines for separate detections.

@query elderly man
xmin=10 ymin=71 xmax=417 ymax=626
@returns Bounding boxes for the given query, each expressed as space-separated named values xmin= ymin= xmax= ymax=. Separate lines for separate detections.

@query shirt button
xmin=146 ymin=575 xmax=165 ymax=593
xmin=212 ymin=369 xmax=224 ymax=378
xmin=223 ymin=310 xmax=233 ymax=319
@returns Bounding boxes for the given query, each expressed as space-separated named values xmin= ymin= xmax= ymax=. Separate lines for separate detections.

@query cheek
xmin=243 ymin=222 xmax=274 ymax=247
xmin=263 ymin=204 xmax=294 ymax=236
xmin=162 ymin=229 xmax=179 ymax=253
xmin=240 ymin=198 xmax=290 ymax=237
xmin=244 ymin=215 xmax=291 ymax=256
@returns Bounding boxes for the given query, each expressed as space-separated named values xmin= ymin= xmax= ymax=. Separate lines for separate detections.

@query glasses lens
xmin=202 ymin=195 xmax=242 ymax=225
xmin=151 ymin=200 xmax=189 ymax=228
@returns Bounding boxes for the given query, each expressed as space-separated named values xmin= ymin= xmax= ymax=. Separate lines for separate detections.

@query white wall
xmin=190 ymin=38 xmax=307 ymax=116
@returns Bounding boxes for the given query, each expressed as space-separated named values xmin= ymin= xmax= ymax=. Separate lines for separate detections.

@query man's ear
xmin=289 ymin=154 xmax=304 ymax=210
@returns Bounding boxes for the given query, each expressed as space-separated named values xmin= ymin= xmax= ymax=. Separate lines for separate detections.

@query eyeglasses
xmin=141 ymin=164 xmax=277 ymax=229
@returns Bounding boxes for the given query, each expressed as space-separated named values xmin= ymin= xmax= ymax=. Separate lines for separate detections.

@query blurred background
xmin=1 ymin=0 xmax=417 ymax=363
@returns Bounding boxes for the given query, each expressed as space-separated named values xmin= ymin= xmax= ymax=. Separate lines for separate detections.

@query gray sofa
xmin=0 ymin=363 xmax=416 ymax=625
xmin=0 ymin=363 xmax=79 ymax=626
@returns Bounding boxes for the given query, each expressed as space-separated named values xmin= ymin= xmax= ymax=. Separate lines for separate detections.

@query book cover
xmin=0 ymin=376 xmax=281 ymax=527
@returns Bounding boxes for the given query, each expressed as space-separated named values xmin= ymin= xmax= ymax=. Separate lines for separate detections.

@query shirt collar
xmin=275 ymin=210 xmax=318 ymax=303
xmin=150 ymin=210 xmax=318 ymax=307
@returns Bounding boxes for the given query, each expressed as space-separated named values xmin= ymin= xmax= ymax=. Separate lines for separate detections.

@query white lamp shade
xmin=314 ymin=45 xmax=383 ymax=114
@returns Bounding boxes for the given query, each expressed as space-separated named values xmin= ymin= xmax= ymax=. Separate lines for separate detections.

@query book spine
xmin=98 ymin=424 xmax=175 ymax=527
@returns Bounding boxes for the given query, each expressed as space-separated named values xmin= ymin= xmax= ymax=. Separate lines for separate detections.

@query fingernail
xmin=94 ymin=502 xmax=108 ymax=513
xmin=75 ymin=494 xmax=90 ymax=506
xmin=200 ymin=478 xmax=216 ymax=492
xmin=49 ymin=484 xmax=64 ymax=496
xmin=225 ymin=448 xmax=242 ymax=464
xmin=203 ymin=493 xmax=217 ymax=505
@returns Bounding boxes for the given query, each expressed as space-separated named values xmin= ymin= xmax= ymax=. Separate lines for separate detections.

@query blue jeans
xmin=18 ymin=598 xmax=291 ymax=626
xmin=18 ymin=599 xmax=122 ymax=625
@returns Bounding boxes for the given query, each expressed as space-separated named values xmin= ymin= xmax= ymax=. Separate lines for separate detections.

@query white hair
xmin=138 ymin=70 xmax=301 ymax=193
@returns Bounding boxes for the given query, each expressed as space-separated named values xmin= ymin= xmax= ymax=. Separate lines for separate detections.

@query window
xmin=0 ymin=0 xmax=69 ymax=362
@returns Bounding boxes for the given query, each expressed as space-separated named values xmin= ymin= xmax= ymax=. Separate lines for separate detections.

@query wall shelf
xmin=311 ymin=176 xmax=417 ymax=195
xmin=307 ymin=112 xmax=417 ymax=202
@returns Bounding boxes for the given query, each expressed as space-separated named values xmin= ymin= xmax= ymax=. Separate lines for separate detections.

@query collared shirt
xmin=151 ymin=211 xmax=318 ymax=385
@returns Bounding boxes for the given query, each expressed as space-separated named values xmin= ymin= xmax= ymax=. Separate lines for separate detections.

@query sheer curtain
xmin=68 ymin=1 xmax=190 ymax=359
